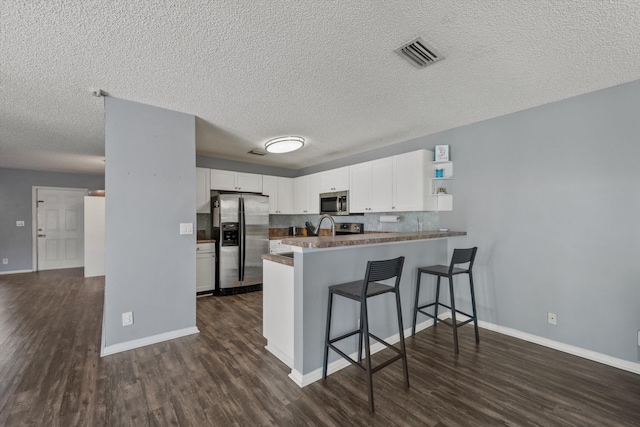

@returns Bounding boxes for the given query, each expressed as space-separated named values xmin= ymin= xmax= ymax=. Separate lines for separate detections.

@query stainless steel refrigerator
xmin=212 ymin=192 xmax=269 ymax=294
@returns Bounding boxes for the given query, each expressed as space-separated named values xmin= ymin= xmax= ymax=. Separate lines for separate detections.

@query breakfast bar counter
xmin=262 ymin=230 xmax=467 ymax=387
xmin=280 ymin=230 xmax=466 ymax=249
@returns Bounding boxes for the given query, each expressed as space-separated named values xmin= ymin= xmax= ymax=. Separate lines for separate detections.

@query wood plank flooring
xmin=1 ymin=268 xmax=639 ymax=426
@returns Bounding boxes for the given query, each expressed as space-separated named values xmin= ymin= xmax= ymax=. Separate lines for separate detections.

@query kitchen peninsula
xmin=261 ymin=230 xmax=466 ymax=387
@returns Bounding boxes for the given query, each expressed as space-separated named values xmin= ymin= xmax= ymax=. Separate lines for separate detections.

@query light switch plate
xmin=16 ymin=221 xmax=24 ymax=227
xmin=180 ymin=223 xmax=194 ymax=235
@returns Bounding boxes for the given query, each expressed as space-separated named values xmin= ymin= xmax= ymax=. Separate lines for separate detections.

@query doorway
xmin=33 ymin=187 xmax=87 ymax=271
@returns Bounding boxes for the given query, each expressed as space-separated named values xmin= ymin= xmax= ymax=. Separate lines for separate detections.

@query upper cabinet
xmin=350 ymin=158 xmax=393 ymax=213
xmin=203 ymin=147 xmax=453 ymax=215
xmin=392 ymin=149 xmax=453 ymax=212
xmin=319 ymin=166 xmax=350 ymax=193
xmin=211 ymin=169 xmax=263 ymax=193
xmin=294 ymin=173 xmax=320 ymax=214
xmin=392 ymin=150 xmax=433 ymax=212
xmin=262 ymin=176 xmax=294 ymax=214
xmin=349 ymin=149 xmax=453 ymax=213
xmin=196 ymin=167 xmax=211 ymax=214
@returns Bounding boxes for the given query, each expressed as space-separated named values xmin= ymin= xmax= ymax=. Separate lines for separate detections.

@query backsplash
xmin=269 ymin=211 xmax=440 ymax=233
xmin=199 ymin=211 xmax=440 ymax=238
xmin=197 ymin=213 xmax=212 ymax=239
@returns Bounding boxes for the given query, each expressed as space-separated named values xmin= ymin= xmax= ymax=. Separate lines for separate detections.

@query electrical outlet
xmin=16 ymin=221 xmax=25 ymax=227
xmin=122 ymin=311 xmax=134 ymax=326
xmin=2 ymin=259 xmax=7 ymax=265
xmin=547 ymin=312 xmax=557 ymax=325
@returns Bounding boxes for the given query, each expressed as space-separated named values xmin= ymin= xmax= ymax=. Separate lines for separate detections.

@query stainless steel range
xmin=335 ymin=223 xmax=364 ymax=235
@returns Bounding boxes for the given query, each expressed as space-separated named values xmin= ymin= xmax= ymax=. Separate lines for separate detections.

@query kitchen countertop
xmin=261 ymin=253 xmax=294 ymax=266
xmin=280 ymin=230 xmax=466 ymax=249
xmin=197 ymin=239 xmax=216 ymax=243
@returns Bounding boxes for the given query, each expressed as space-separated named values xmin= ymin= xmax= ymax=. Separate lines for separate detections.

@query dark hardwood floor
xmin=1 ymin=268 xmax=639 ymax=426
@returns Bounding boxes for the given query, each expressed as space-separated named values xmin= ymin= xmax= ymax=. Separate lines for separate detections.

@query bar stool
xmin=412 ymin=247 xmax=479 ymax=354
xmin=322 ymin=256 xmax=408 ymax=413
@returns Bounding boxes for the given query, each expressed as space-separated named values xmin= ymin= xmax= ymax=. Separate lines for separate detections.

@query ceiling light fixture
xmin=264 ymin=136 xmax=305 ymax=153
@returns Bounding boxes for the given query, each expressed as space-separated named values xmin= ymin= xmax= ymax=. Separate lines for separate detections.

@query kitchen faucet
xmin=314 ymin=214 xmax=336 ymax=237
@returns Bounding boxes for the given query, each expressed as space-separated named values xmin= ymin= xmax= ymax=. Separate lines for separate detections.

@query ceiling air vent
xmin=248 ymin=148 xmax=268 ymax=156
xmin=394 ymin=37 xmax=444 ymax=69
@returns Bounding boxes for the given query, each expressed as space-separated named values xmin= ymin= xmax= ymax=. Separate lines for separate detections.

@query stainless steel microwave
xmin=319 ymin=191 xmax=349 ymax=216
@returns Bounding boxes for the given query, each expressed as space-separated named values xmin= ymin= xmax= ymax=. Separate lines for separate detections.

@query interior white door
xmin=37 ymin=188 xmax=86 ymax=270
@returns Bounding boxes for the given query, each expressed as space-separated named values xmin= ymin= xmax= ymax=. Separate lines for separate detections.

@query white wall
xmin=102 ymin=97 xmax=197 ymax=354
xmin=84 ymin=196 xmax=105 ymax=277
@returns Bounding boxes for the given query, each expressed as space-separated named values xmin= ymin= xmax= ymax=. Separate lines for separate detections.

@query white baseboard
xmin=101 ymin=326 xmax=199 ymax=357
xmin=291 ymin=316 xmax=440 ymax=388
xmin=265 ymin=345 xmax=293 ymax=369
xmin=477 ymin=320 xmax=640 ymax=375
xmin=290 ymin=312 xmax=640 ymax=387
xmin=0 ymin=269 xmax=32 ymax=275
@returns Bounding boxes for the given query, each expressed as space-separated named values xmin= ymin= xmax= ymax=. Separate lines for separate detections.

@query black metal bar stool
xmin=412 ymin=247 xmax=479 ymax=354
xmin=322 ymin=256 xmax=408 ymax=413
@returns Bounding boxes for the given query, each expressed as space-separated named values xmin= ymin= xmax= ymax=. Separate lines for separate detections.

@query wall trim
xmin=290 ymin=313 xmax=640 ymax=388
xmin=477 ymin=320 xmax=640 ymax=375
xmin=291 ymin=317 xmax=438 ymax=388
xmin=265 ymin=345 xmax=293 ymax=369
xmin=0 ymin=269 xmax=33 ymax=275
xmin=100 ymin=326 xmax=199 ymax=357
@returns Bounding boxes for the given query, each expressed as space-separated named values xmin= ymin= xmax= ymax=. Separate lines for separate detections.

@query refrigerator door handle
xmin=239 ymin=196 xmax=246 ymax=281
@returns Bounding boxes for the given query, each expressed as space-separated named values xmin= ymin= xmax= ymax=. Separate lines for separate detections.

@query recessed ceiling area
xmin=2 ymin=1 xmax=640 ymax=174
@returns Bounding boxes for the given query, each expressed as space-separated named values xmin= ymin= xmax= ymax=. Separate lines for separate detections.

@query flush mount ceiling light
xmin=264 ymin=136 xmax=305 ymax=153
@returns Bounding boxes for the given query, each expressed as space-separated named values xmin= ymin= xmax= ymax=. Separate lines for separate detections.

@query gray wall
xmin=437 ymin=80 xmax=640 ymax=362
xmin=103 ymin=97 xmax=196 ymax=349
xmin=295 ymin=239 xmax=447 ymax=374
xmin=0 ymin=168 xmax=104 ymax=272
xmin=289 ymin=80 xmax=639 ymax=364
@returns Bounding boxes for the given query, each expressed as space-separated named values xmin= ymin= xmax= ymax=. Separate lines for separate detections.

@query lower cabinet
xmin=196 ymin=243 xmax=216 ymax=293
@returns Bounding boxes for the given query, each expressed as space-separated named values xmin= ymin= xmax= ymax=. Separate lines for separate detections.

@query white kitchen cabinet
xmin=211 ymin=169 xmax=263 ymax=193
xmin=319 ymin=166 xmax=350 ymax=193
xmin=263 ymin=175 xmax=294 ymax=214
xmin=351 ymin=149 xmax=452 ymax=213
xmin=196 ymin=167 xmax=211 ymax=214
xmin=392 ymin=150 xmax=434 ymax=211
xmin=196 ymin=243 xmax=216 ymax=293
xmin=349 ymin=158 xmax=393 ymax=213
xmin=293 ymin=173 xmax=320 ymax=214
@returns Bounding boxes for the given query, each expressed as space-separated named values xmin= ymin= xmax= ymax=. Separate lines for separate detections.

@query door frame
xmin=31 ymin=186 xmax=88 ymax=271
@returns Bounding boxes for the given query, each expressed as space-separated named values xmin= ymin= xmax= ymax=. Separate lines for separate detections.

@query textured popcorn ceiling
xmin=2 ymin=1 xmax=640 ymax=174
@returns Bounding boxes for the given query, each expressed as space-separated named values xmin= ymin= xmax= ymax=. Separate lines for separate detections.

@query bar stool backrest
xmin=361 ymin=256 xmax=405 ymax=298
xmin=449 ymin=247 xmax=478 ymax=275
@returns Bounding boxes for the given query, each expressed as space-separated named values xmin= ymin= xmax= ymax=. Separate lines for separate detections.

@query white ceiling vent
xmin=248 ymin=148 xmax=268 ymax=156
xmin=395 ymin=37 xmax=444 ymax=69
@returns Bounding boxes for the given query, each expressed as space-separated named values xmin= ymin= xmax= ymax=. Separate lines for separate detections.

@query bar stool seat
xmin=412 ymin=247 xmax=479 ymax=354
xmin=322 ymin=256 xmax=408 ymax=413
